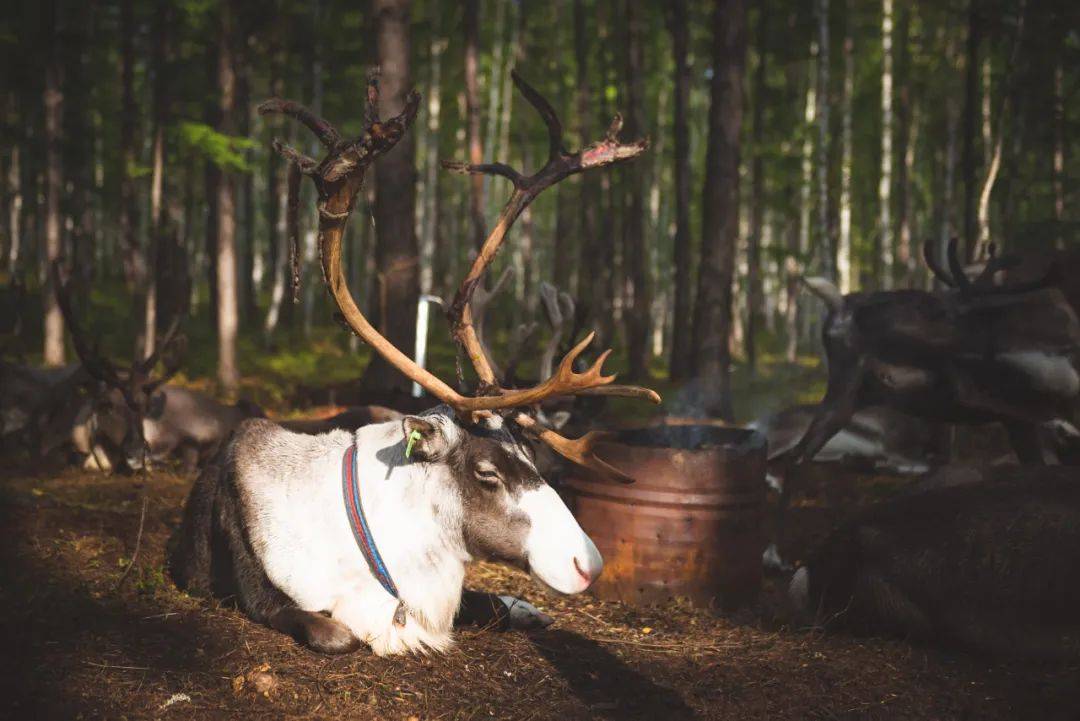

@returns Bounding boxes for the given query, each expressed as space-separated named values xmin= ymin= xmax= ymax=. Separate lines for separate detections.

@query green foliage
xmin=178 ymin=121 xmax=256 ymax=172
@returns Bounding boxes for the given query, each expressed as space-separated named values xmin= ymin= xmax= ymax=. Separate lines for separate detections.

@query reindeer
xmin=168 ymin=70 xmax=659 ymax=655
xmin=789 ymin=466 xmax=1080 ymax=658
xmin=765 ymin=240 xmax=1080 ymax=569
xmin=788 ymin=239 xmax=1080 ymax=468
xmin=51 ymin=265 xmax=265 ymax=472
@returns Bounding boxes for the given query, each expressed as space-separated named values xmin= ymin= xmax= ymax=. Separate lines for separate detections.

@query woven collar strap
xmin=342 ymin=443 xmax=407 ymax=626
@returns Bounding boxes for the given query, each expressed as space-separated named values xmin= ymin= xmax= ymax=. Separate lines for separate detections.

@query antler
xmin=933 ymin=237 xmax=1051 ymax=297
xmin=50 ymin=261 xmax=124 ymax=388
xmin=443 ymin=71 xmax=650 ymax=396
xmin=512 ymin=412 xmax=634 ymax=485
xmin=265 ymin=71 xmax=659 ymax=481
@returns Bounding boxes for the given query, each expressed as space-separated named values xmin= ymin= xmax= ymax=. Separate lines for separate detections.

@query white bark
xmin=879 ymin=0 xmax=894 ymax=289
xmin=838 ymin=33 xmax=854 ymax=293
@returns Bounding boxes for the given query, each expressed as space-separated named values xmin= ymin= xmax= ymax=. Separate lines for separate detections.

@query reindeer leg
xmin=1003 ymin=421 xmax=1056 ymax=464
xmin=769 ymin=357 xmax=867 ymax=572
xmin=455 ymin=589 xmax=554 ymax=631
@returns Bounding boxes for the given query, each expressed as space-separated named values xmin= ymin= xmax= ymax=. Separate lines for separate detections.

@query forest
xmin=1 ymin=0 xmax=1079 ymax=719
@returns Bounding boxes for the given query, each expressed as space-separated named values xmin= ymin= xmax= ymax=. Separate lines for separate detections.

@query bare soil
xmin=1 ymin=461 xmax=1076 ymax=721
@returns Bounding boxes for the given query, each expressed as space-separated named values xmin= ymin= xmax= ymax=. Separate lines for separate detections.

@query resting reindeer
xmin=787 ymin=239 xmax=1080 ymax=469
xmin=169 ymin=70 xmax=658 ymax=655
xmin=790 ymin=466 xmax=1080 ymax=658
xmin=52 ymin=265 xmax=264 ymax=472
xmin=766 ymin=241 xmax=1080 ymax=568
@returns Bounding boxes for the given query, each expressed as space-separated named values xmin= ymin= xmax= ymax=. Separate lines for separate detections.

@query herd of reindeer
xmin=3 ymin=70 xmax=1080 ymax=660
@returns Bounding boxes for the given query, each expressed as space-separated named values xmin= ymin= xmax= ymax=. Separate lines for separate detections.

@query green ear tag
xmin=405 ymin=430 xmax=422 ymax=459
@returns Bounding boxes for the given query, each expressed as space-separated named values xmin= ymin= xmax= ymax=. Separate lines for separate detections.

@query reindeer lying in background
xmin=51 ymin=265 xmax=267 ymax=472
xmin=170 ymin=70 xmax=658 ymax=655
xmin=0 ymin=359 xmax=89 ymax=455
xmin=753 ymin=403 xmax=942 ymax=489
xmin=765 ymin=240 xmax=1080 ymax=570
xmin=790 ymin=466 xmax=1080 ymax=658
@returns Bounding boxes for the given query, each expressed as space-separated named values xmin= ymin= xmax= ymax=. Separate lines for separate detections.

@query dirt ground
xmin=1 ymin=460 xmax=1077 ymax=721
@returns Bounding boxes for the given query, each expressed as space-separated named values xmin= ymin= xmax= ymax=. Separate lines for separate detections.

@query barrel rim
xmin=600 ymin=424 xmax=766 ymax=453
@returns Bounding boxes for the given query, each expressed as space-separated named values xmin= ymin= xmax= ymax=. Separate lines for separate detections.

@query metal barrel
xmin=563 ymin=424 xmax=766 ymax=609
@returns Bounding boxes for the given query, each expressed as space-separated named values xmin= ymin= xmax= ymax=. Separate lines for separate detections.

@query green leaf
xmin=178 ymin=121 xmax=256 ymax=172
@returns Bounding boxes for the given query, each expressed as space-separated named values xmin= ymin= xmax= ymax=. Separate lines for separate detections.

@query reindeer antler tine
xmin=49 ymin=261 xmax=124 ymax=388
xmin=510 ymin=69 xmax=565 ymax=161
xmin=258 ymin=98 xmax=341 ymax=149
xmin=137 ymin=314 xmax=183 ymax=374
xmin=582 ymin=348 xmax=616 ymax=384
xmin=576 ymin=384 xmax=662 ymax=404
xmin=946 ymin=237 xmax=971 ymax=291
xmin=271 ymin=140 xmax=319 ymax=174
xmin=605 ymin=113 xmax=624 ymax=142
xmin=922 ymin=238 xmax=956 ymax=288
xmin=513 ymin=413 xmax=636 ymax=484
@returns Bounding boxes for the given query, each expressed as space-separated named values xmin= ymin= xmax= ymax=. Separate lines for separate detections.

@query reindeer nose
xmin=573 ymin=556 xmax=598 ymax=586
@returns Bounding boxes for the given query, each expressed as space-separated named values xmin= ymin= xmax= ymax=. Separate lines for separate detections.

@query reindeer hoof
xmin=497 ymin=595 xmax=554 ymax=630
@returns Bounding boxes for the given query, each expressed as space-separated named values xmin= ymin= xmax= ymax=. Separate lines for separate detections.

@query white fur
xmin=236 ymin=414 xmax=597 ymax=656
xmin=789 ymin=566 xmax=810 ymax=609
xmin=239 ymin=420 xmax=469 ymax=655
xmin=519 ymin=485 xmax=602 ymax=594
xmin=999 ymin=351 xmax=1080 ymax=397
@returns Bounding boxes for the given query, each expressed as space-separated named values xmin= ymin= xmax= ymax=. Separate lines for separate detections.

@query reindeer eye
xmin=474 ymin=464 xmax=502 ymax=489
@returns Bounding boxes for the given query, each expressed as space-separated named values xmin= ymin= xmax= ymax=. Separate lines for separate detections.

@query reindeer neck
xmin=351 ymin=424 xmax=470 ymax=635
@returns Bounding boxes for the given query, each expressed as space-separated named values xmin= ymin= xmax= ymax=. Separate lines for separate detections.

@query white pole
xmin=413 ymin=294 xmax=444 ymax=398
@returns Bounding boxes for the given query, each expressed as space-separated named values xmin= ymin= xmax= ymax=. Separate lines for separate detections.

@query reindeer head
xmin=261 ymin=69 xmax=658 ymax=483
xmin=51 ymin=263 xmax=186 ymax=470
xmin=394 ymin=406 xmax=601 ymax=593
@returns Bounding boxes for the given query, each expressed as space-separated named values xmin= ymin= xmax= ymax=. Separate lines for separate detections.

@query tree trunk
xmin=302 ymin=0 xmax=324 ymax=337
xmin=667 ymin=0 xmax=694 ymax=381
xmin=361 ymin=0 xmax=420 ymax=394
xmin=464 ymin=0 xmax=485 ymax=250
xmin=43 ymin=0 xmax=64 ymax=366
xmin=744 ymin=6 xmax=766 ymax=375
xmin=1053 ymin=42 xmax=1065 ymax=249
xmin=146 ymin=0 xmax=172 ymax=357
xmin=622 ymin=0 xmax=650 ymax=381
xmin=119 ymin=0 xmax=142 ymax=289
xmin=691 ymin=0 xmax=746 ymax=418
xmin=574 ymin=0 xmax=602 ymax=344
xmin=816 ymin=0 xmax=832 ymax=279
xmin=204 ymin=36 xmax=220 ymax=322
xmin=961 ymin=0 xmax=979 ymax=260
xmin=63 ymin=0 xmax=95 ymax=286
xmin=237 ymin=48 xmax=257 ymax=323
xmin=837 ymin=19 xmax=854 ymax=293
xmin=6 ymin=144 xmax=20 ymax=274
xmin=263 ymin=32 xmax=289 ymax=338
xmin=893 ymin=4 xmax=912 ymax=284
xmin=216 ymin=1 xmax=239 ymax=393
xmin=878 ymin=0 xmax=894 ymax=288
xmin=420 ymin=14 xmax=444 ymax=296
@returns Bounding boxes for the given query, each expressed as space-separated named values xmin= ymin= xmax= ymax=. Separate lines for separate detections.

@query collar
xmin=342 ymin=443 xmax=407 ymax=626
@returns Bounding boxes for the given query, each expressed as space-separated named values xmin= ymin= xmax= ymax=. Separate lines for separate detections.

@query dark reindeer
xmin=790 ymin=466 xmax=1080 ymax=658
xmin=51 ymin=263 xmax=187 ymax=471
xmin=169 ymin=70 xmax=659 ymax=655
xmin=786 ymin=239 xmax=1080 ymax=470
xmin=765 ymin=240 xmax=1080 ymax=569
xmin=51 ymin=265 xmax=266 ymax=472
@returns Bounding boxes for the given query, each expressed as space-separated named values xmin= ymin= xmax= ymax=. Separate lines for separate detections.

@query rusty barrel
xmin=563 ymin=425 xmax=765 ymax=609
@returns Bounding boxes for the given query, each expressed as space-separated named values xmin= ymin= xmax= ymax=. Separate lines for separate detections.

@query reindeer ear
xmin=402 ymin=416 xmax=450 ymax=462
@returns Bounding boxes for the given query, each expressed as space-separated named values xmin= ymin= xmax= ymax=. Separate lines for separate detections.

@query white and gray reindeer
xmin=169 ymin=70 xmax=659 ymax=655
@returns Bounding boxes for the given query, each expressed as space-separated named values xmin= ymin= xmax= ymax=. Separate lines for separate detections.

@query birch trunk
xmin=43 ymin=0 xmax=64 ymax=366
xmin=878 ymin=0 xmax=894 ymax=288
xmin=838 ymin=27 xmax=853 ymax=293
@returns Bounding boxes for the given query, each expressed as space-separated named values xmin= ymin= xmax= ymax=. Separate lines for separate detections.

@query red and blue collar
xmin=342 ymin=443 xmax=407 ymax=626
